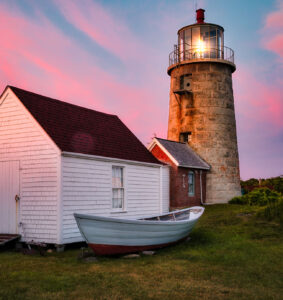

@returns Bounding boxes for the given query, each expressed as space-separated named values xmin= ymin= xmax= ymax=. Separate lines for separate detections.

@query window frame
xmin=111 ymin=165 xmax=126 ymax=212
xmin=188 ymin=171 xmax=195 ymax=196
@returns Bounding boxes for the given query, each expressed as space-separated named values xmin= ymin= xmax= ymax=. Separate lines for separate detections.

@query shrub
xmin=229 ymin=187 xmax=283 ymax=223
xmin=246 ymin=188 xmax=268 ymax=206
xmin=261 ymin=177 xmax=283 ymax=194
xmin=229 ymin=188 xmax=282 ymax=206
xmin=246 ymin=188 xmax=281 ymax=206
xmin=240 ymin=176 xmax=283 ymax=194
xmin=240 ymin=178 xmax=259 ymax=194
xmin=228 ymin=196 xmax=248 ymax=205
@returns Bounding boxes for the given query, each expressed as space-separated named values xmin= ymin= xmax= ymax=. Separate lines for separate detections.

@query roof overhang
xmin=148 ymin=138 xmax=179 ymax=166
xmin=179 ymin=164 xmax=210 ymax=170
xmin=62 ymin=151 xmax=163 ymax=168
xmin=148 ymin=138 xmax=210 ymax=170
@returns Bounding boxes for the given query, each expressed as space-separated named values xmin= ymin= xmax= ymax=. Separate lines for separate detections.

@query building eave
xmin=147 ymin=138 xmax=180 ymax=167
xmin=178 ymin=164 xmax=210 ymax=170
xmin=62 ymin=151 xmax=163 ymax=168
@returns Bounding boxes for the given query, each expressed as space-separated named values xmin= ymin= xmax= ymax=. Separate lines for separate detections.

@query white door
xmin=0 ymin=161 xmax=20 ymax=234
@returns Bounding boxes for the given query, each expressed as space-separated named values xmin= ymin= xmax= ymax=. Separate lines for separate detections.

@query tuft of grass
xmin=0 ymin=204 xmax=282 ymax=300
xmin=257 ymin=198 xmax=283 ymax=224
xmin=229 ymin=188 xmax=283 ymax=224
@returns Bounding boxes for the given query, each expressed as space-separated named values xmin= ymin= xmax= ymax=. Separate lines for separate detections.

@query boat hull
xmin=74 ymin=207 xmax=204 ymax=255
xmin=89 ymin=237 xmax=188 ymax=255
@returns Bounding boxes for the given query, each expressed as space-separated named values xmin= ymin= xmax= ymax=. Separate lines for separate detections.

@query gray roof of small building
xmin=156 ymin=138 xmax=210 ymax=170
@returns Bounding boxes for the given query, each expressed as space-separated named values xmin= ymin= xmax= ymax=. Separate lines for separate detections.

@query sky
xmin=0 ymin=0 xmax=282 ymax=180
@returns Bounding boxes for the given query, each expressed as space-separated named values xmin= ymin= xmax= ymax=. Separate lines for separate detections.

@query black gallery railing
xmin=169 ymin=45 xmax=234 ymax=67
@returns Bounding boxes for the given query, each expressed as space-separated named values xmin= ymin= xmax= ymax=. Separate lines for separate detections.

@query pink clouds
xmin=0 ymin=1 xmax=167 ymax=145
xmin=232 ymin=2 xmax=283 ymax=179
xmin=264 ymin=0 xmax=283 ymax=28
xmin=234 ymin=65 xmax=283 ymax=128
xmin=56 ymin=0 xmax=148 ymax=63
xmin=234 ymin=65 xmax=283 ymax=179
xmin=233 ymin=0 xmax=283 ymax=178
xmin=264 ymin=34 xmax=283 ymax=58
xmin=262 ymin=0 xmax=283 ymax=60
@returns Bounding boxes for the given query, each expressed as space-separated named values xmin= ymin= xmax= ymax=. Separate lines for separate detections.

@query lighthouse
xmin=167 ymin=9 xmax=241 ymax=203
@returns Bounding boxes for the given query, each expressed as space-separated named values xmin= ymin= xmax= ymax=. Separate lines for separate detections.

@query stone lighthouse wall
xmin=167 ymin=62 xmax=241 ymax=203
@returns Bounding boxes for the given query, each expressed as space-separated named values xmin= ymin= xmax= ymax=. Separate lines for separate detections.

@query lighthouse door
xmin=0 ymin=161 xmax=20 ymax=234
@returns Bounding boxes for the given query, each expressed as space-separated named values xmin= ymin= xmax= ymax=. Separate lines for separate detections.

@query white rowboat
xmin=74 ymin=206 xmax=204 ymax=255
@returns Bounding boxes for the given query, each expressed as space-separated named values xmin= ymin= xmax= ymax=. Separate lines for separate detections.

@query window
xmin=180 ymin=25 xmax=223 ymax=60
xmin=179 ymin=132 xmax=191 ymax=143
xmin=180 ymin=74 xmax=192 ymax=90
xmin=112 ymin=166 xmax=124 ymax=209
xmin=188 ymin=171 xmax=195 ymax=196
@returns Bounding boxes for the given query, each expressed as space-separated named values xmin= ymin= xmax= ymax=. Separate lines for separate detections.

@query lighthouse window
xmin=184 ymin=29 xmax=191 ymax=59
xmin=210 ymin=29 xmax=217 ymax=58
xmin=210 ymin=29 xmax=216 ymax=37
xmin=180 ymin=132 xmax=191 ymax=143
xmin=178 ymin=24 xmax=224 ymax=62
xmin=179 ymin=31 xmax=185 ymax=60
xmin=199 ymin=26 xmax=209 ymax=58
xmin=192 ymin=26 xmax=200 ymax=58
xmin=217 ymin=29 xmax=223 ymax=58
xmin=180 ymin=74 xmax=192 ymax=90
xmin=188 ymin=171 xmax=195 ymax=196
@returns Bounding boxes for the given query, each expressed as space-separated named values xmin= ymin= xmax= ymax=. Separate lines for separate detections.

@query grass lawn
xmin=0 ymin=204 xmax=282 ymax=300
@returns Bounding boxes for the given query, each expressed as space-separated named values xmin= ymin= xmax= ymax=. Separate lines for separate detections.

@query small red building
xmin=149 ymin=138 xmax=210 ymax=209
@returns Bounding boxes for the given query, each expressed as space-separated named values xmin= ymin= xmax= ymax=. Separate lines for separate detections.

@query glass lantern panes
xmin=184 ymin=29 xmax=191 ymax=60
xmin=209 ymin=28 xmax=217 ymax=58
xmin=179 ymin=31 xmax=184 ymax=61
xmin=112 ymin=167 xmax=124 ymax=209
xmin=179 ymin=25 xmax=223 ymax=61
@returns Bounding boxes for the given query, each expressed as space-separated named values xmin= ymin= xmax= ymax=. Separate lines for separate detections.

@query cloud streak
xmin=0 ymin=1 xmax=168 ymax=145
xmin=262 ymin=0 xmax=283 ymax=61
xmin=56 ymin=0 xmax=148 ymax=63
xmin=233 ymin=1 xmax=283 ymax=179
xmin=234 ymin=66 xmax=283 ymax=127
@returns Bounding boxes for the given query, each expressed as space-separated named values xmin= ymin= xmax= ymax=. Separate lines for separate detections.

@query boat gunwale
xmin=74 ymin=206 xmax=204 ymax=226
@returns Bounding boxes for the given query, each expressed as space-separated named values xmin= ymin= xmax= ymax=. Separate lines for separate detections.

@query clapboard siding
xmin=0 ymin=88 xmax=171 ymax=245
xmin=61 ymin=156 xmax=167 ymax=243
xmin=0 ymin=91 xmax=60 ymax=243
xmin=161 ymin=166 xmax=170 ymax=213
xmin=61 ymin=157 xmax=110 ymax=243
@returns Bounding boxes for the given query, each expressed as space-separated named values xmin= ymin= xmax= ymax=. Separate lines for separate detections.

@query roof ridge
xmin=8 ymin=85 xmax=116 ymax=118
xmin=5 ymin=85 xmax=160 ymax=165
xmin=155 ymin=137 xmax=186 ymax=144
xmin=156 ymin=137 xmax=210 ymax=169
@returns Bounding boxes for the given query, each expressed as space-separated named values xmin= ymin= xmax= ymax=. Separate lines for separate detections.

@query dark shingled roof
xmin=156 ymin=138 xmax=210 ymax=170
xmin=8 ymin=86 xmax=161 ymax=165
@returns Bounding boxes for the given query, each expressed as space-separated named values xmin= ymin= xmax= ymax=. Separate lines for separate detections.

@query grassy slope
xmin=0 ymin=204 xmax=282 ymax=300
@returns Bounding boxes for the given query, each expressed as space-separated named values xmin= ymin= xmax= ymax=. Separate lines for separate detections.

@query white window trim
xmin=188 ymin=171 xmax=195 ymax=196
xmin=111 ymin=165 xmax=127 ymax=213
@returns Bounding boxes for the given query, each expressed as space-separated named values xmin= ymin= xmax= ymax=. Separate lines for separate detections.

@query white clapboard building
xmin=0 ymin=86 xmax=169 ymax=245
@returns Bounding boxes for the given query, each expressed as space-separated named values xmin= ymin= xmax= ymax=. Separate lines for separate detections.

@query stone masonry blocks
xmin=167 ymin=62 xmax=241 ymax=203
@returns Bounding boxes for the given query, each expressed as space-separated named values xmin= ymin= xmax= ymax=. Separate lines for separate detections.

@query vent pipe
xmin=196 ymin=9 xmax=205 ymax=24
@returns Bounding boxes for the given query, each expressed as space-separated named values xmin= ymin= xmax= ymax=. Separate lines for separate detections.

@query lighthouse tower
xmin=167 ymin=9 xmax=241 ymax=203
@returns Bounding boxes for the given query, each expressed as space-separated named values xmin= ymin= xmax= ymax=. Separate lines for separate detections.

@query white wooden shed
xmin=0 ymin=86 xmax=169 ymax=245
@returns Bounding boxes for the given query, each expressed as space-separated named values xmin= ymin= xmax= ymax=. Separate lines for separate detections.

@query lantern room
xmin=168 ymin=9 xmax=235 ymax=72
